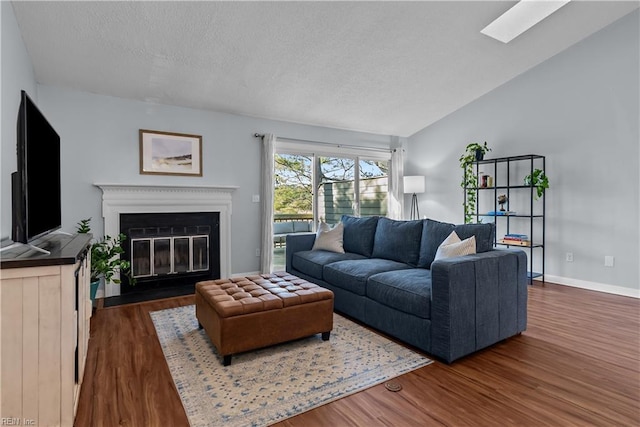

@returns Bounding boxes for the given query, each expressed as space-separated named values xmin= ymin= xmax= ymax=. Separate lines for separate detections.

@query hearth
xmin=119 ymin=212 xmax=220 ymax=293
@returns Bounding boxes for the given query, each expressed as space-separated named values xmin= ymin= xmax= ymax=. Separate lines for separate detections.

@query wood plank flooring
xmin=74 ymin=282 xmax=640 ymax=426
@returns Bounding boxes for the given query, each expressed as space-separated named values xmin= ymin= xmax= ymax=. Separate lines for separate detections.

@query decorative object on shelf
xmin=459 ymin=141 xmax=492 ymax=223
xmin=499 ymin=233 xmax=531 ymax=246
xmin=139 ymin=129 xmax=203 ymax=176
xmin=404 ymin=175 xmax=425 ymax=220
xmin=498 ymin=194 xmax=508 ymax=212
xmin=76 ymin=218 xmax=135 ymax=301
xmin=480 ymin=173 xmax=488 ymax=188
xmin=486 ymin=210 xmax=516 ymax=216
xmin=523 ymin=168 xmax=549 ymax=199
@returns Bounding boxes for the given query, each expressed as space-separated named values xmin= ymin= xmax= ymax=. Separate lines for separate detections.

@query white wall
xmin=30 ymin=85 xmax=393 ymax=274
xmin=408 ymin=10 xmax=639 ymax=295
xmin=1 ymin=1 xmax=37 ymax=240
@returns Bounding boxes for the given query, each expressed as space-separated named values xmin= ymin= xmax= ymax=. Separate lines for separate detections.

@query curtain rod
xmin=253 ymin=133 xmax=391 ymax=153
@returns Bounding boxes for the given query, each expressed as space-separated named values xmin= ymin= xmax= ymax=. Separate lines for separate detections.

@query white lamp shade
xmin=404 ymin=175 xmax=425 ymax=194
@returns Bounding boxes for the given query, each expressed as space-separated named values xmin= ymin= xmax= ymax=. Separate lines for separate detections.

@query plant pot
xmin=475 ymin=150 xmax=484 ymax=161
xmin=90 ymin=279 xmax=100 ymax=302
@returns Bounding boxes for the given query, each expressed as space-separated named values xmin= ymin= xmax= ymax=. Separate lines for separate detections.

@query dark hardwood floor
xmin=75 ymin=282 xmax=640 ymax=426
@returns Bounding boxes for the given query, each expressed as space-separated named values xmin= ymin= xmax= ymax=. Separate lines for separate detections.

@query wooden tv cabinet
xmin=0 ymin=233 xmax=92 ymax=426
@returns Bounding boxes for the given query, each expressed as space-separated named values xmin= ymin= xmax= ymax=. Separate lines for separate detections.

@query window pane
xmin=273 ymin=154 xmax=313 ymax=271
xmin=274 ymin=154 xmax=313 ymax=215
xmin=318 ymin=156 xmax=355 ymax=223
xmin=359 ymin=159 xmax=388 ymax=217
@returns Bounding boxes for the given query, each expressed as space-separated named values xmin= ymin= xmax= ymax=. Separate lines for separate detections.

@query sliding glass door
xmin=272 ymin=148 xmax=389 ymax=270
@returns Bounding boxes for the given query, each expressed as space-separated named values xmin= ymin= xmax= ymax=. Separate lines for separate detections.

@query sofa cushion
xmin=291 ymin=250 xmax=366 ymax=280
xmin=454 ymin=223 xmax=495 ymax=253
xmin=323 ymin=258 xmax=412 ymax=296
xmin=417 ymin=219 xmax=495 ymax=269
xmin=341 ymin=215 xmax=379 ymax=257
xmin=367 ymin=269 xmax=432 ymax=319
xmin=312 ymin=222 xmax=344 ymax=253
xmin=417 ymin=219 xmax=456 ymax=269
xmin=371 ymin=217 xmax=423 ymax=266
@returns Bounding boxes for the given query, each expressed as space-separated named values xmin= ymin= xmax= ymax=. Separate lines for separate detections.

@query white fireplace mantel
xmin=95 ymin=183 xmax=238 ymax=297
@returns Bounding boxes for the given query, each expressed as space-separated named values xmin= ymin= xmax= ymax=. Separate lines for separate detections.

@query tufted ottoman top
xmin=196 ymin=272 xmax=334 ymax=318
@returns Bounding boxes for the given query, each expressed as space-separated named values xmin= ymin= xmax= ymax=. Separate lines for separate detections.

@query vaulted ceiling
xmin=11 ymin=1 xmax=639 ymax=137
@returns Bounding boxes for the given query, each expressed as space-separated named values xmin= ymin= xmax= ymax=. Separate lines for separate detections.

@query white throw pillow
xmin=434 ymin=230 xmax=476 ymax=261
xmin=312 ymin=222 xmax=345 ymax=253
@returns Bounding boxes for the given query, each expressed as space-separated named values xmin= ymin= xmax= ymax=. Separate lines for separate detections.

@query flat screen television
xmin=11 ymin=90 xmax=62 ymax=244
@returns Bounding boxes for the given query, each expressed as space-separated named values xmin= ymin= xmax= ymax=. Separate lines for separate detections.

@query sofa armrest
xmin=285 ymin=232 xmax=316 ymax=273
xmin=430 ymin=249 xmax=528 ymax=363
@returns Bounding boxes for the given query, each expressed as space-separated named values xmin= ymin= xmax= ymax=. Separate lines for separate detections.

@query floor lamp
xmin=404 ymin=176 xmax=425 ymax=220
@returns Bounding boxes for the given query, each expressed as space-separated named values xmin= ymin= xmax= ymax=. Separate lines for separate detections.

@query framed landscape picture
xmin=139 ymin=129 xmax=203 ymax=176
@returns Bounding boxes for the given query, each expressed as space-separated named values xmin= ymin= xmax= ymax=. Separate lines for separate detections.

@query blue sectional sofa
xmin=285 ymin=215 xmax=528 ymax=363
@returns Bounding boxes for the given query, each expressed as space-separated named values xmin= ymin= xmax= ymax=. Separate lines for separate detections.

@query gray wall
xmin=1 ymin=1 xmax=37 ymax=239
xmin=408 ymin=10 xmax=639 ymax=294
xmin=7 ymin=83 xmax=392 ymax=274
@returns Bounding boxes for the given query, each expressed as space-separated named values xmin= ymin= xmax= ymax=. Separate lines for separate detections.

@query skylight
xmin=481 ymin=0 xmax=571 ymax=43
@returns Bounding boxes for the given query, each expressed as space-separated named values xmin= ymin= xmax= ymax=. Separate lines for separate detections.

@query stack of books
xmin=498 ymin=233 xmax=531 ymax=246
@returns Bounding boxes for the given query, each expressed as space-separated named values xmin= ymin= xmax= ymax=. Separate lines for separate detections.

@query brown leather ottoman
xmin=195 ymin=272 xmax=334 ymax=366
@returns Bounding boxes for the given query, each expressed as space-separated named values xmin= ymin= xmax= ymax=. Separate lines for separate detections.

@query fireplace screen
xmin=130 ymin=228 xmax=210 ymax=278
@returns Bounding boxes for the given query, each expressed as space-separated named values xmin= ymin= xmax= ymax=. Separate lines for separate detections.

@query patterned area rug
xmin=151 ymin=305 xmax=432 ymax=427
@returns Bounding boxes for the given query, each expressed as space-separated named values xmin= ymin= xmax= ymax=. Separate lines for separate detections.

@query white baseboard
xmin=534 ymin=274 xmax=640 ymax=299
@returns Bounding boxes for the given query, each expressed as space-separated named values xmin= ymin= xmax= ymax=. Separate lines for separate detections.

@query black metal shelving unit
xmin=464 ymin=154 xmax=545 ymax=283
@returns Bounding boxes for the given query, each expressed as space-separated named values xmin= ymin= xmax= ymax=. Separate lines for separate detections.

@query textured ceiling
xmin=11 ymin=1 xmax=639 ymax=137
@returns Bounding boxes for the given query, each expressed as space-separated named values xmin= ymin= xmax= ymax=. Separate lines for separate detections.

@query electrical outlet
xmin=252 ymin=194 xmax=260 ymax=203
xmin=566 ymin=252 xmax=573 ymax=262
xmin=604 ymin=256 xmax=614 ymax=267
xmin=255 ymin=248 xmax=261 ymax=257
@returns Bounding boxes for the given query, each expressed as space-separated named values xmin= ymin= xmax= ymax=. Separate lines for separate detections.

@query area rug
xmin=150 ymin=304 xmax=432 ymax=427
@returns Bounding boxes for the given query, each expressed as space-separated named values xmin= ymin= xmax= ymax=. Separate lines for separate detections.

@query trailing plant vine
xmin=459 ymin=142 xmax=491 ymax=224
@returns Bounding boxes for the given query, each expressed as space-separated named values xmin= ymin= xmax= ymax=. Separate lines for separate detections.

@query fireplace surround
xmin=96 ymin=183 xmax=237 ymax=297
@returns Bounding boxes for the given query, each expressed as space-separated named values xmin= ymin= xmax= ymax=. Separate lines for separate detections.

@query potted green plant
xmin=76 ymin=218 xmax=134 ymax=301
xmin=459 ymin=142 xmax=491 ymax=223
xmin=524 ymin=169 xmax=549 ymax=200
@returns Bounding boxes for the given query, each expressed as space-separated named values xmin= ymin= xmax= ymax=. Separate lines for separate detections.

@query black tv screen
xmin=12 ymin=90 xmax=61 ymax=244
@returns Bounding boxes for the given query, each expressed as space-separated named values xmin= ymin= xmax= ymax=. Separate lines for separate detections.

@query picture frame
xmin=139 ymin=129 xmax=203 ymax=176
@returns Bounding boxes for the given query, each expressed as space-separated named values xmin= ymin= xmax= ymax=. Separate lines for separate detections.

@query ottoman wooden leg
xmin=223 ymin=355 xmax=232 ymax=366
xmin=322 ymin=331 xmax=330 ymax=341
